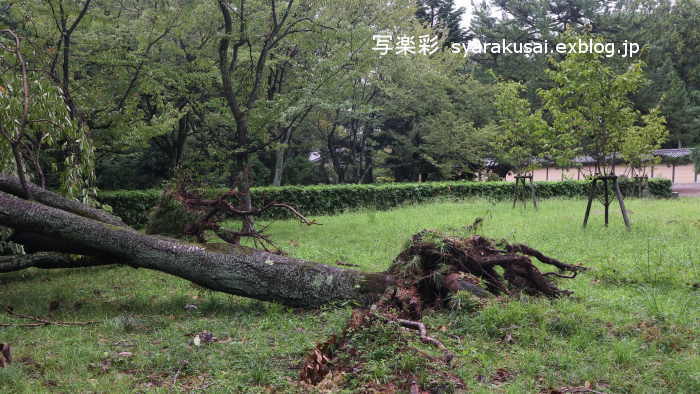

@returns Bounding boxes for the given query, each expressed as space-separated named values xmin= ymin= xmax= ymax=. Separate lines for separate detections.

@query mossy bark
xmin=0 ymin=189 xmax=392 ymax=307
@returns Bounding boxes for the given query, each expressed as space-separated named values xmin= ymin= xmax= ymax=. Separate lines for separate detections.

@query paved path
xmin=672 ymin=183 xmax=700 ymax=197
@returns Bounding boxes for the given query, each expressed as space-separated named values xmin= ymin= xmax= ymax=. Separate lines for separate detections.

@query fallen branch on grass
xmin=373 ymin=312 xmax=454 ymax=363
xmin=0 ymin=175 xmax=588 ymax=390
xmin=2 ymin=305 xmax=100 ymax=327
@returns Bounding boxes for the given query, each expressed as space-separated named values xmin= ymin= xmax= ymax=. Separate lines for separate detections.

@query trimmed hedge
xmin=97 ymin=178 xmax=673 ymax=227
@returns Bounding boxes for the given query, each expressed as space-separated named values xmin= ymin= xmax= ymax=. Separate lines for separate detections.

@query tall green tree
xmin=492 ymin=81 xmax=549 ymax=175
xmin=415 ymin=0 xmax=469 ymax=45
xmin=0 ymin=29 xmax=94 ymax=201
xmin=375 ymin=52 xmax=495 ymax=182
xmin=619 ymin=107 xmax=668 ymax=177
xmin=539 ymin=33 xmax=668 ymax=176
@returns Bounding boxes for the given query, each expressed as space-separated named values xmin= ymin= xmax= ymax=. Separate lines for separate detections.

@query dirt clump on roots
xmin=299 ymin=309 xmax=466 ymax=392
xmin=300 ymin=226 xmax=587 ymax=392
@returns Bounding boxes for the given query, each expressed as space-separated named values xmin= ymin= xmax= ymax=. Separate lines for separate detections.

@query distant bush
xmin=99 ymin=189 xmax=162 ymax=226
xmin=144 ymin=189 xmax=200 ymax=238
xmin=98 ymin=178 xmax=673 ymax=227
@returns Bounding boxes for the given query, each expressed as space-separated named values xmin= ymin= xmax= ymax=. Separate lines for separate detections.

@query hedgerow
xmin=97 ymin=178 xmax=673 ymax=227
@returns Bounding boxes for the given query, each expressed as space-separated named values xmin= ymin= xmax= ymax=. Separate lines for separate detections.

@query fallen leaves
xmin=185 ymin=330 xmax=232 ymax=346
xmin=476 ymin=367 xmax=514 ymax=386
xmin=300 ymin=334 xmax=338 ymax=385
xmin=543 ymin=380 xmax=609 ymax=393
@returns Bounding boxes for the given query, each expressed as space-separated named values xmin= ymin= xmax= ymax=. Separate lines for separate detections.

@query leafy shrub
xmin=98 ymin=189 xmax=162 ymax=226
xmin=144 ymin=189 xmax=200 ymax=237
xmin=98 ymin=178 xmax=673 ymax=226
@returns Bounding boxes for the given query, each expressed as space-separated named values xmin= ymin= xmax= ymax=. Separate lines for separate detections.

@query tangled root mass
xmin=301 ymin=227 xmax=587 ymax=390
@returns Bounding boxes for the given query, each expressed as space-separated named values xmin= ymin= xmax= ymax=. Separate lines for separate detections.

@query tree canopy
xmin=0 ymin=0 xmax=693 ymax=191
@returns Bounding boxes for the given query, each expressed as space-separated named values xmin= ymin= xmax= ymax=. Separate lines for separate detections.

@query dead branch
xmin=371 ymin=312 xmax=454 ymax=363
xmin=543 ymin=271 xmax=579 ymax=279
xmin=396 ymin=318 xmax=454 ymax=363
xmin=335 ymin=260 xmax=360 ymax=268
xmin=0 ymin=321 xmax=47 ymax=328
xmin=3 ymin=306 xmax=100 ymax=327
xmin=164 ymin=179 xmax=318 ymax=247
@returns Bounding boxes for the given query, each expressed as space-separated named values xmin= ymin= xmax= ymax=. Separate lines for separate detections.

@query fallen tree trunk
xmin=0 ymin=189 xmax=390 ymax=307
xmin=0 ymin=174 xmax=125 ymax=226
xmin=0 ymin=253 xmax=115 ymax=273
xmin=0 ymin=176 xmax=583 ymax=308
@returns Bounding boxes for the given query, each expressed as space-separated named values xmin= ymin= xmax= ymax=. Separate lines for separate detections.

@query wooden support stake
xmin=603 ymin=177 xmax=609 ymax=227
xmin=583 ymin=178 xmax=597 ymax=228
xmin=584 ymin=176 xmax=631 ymax=229
xmin=513 ymin=175 xmax=537 ymax=209
xmin=529 ymin=176 xmax=538 ymax=210
xmin=672 ymin=163 xmax=676 ymax=184
xmin=614 ymin=177 xmax=631 ymax=230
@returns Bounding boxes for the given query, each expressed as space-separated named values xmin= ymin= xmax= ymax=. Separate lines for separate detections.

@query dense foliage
xmin=539 ymin=34 xmax=668 ymax=175
xmin=1 ymin=0 xmax=694 ymax=191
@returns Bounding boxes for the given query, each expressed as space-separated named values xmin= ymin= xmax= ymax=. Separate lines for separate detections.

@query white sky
xmin=454 ymin=0 xmax=475 ymax=28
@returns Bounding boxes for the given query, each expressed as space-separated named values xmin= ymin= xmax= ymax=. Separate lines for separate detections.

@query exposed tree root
xmin=396 ymin=319 xmax=452 ymax=362
xmin=378 ymin=229 xmax=587 ymax=318
xmin=301 ymin=228 xmax=586 ymax=390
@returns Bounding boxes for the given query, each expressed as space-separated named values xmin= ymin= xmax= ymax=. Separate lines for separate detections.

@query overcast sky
xmin=454 ymin=0 xmax=475 ymax=27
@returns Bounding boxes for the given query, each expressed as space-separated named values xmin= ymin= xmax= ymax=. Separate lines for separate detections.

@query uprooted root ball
xmin=378 ymin=230 xmax=587 ymax=319
xmin=301 ymin=229 xmax=587 ymax=390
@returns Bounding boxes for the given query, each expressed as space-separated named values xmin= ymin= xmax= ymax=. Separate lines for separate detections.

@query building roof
xmin=567 ymin=149 xmax=693 ymax=164
xmin=653 ymin=148 xmax=692 ymax=158
xmin=483 ymin=148 xmax=694 ymax=168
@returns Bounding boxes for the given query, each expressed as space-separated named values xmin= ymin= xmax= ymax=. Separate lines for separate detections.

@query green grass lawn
xmin=1 ymin=197 xmax=699 ymax=393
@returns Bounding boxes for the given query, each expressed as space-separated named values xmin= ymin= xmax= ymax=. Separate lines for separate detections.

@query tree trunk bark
xmin=172 ymin=114 xmax=189 ymax=171
xmin=0 ymin=180 xmax=390 ymax=307
xmin=272 ymin=148 xmax=285 ymax=186
xmin=9 ymin=143 xmax=32 ymax=200
xmin=0 ymin=174 xmax=124 ymax=226
xmin=272 ymin=127 xmax=292 ymax=186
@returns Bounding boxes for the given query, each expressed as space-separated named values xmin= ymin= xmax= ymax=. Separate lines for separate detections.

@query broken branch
xmin=3 ymin=306 xmax=101 ymax=327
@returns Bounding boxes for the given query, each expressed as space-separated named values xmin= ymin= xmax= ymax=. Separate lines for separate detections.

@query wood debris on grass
xmin=1 ymin=305 xmax=100 ymax=327
xmin=300 ymin=227 xmax=586 ymax=392
xmin=0 ymin=343 xmax=11 ymax=367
